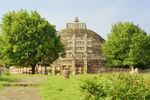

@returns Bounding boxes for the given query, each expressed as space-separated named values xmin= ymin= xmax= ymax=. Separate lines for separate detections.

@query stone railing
xmin=88 ymin=67 xmax=145 ymax=73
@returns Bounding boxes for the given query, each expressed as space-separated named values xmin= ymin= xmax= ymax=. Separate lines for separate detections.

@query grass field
xmin=40 ymin=73 xmax=150 ymax=100
xmin=0 ymin=73 xmax=35 ymax=89
xmin=1 ymin=73 xmax=150 ymax=100
xmin=40 ymin=75 xmax=98 ymax=100
xmin=0 ymin=73 xmax=19 ymax=89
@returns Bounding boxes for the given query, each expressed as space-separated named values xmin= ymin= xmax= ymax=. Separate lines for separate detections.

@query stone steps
xmin=1 ymin=83 xmax=41 ymax=87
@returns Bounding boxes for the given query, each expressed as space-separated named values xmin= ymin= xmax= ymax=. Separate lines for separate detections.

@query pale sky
xmin=0 ymin=0 xmax=150 ymax=39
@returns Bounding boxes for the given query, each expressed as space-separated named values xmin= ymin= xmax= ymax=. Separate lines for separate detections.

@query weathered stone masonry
xmin=52 ymin=17 xmax=105 ymax=74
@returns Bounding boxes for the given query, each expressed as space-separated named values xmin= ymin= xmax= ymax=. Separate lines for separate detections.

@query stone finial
xmin=74 ymin=17 xmax=79 ymax=22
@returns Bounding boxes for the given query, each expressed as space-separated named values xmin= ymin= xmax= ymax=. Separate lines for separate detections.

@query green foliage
xmin=80 ymin=77 xmax=106 ymax=100
xmin=80 ymin=73 xmax=150 ymax=100
xmin=102 ymin=22 xmax=150 ymax=68
xmin=0 ymin=10 xmax=64 ymax=73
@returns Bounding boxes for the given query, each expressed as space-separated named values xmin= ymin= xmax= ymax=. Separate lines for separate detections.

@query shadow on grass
xmin=0 ymin=74 xmax=20 ymax=82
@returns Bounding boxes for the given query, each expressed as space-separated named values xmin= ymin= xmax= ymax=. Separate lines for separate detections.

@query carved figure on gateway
xmin=51 ymin=17 xmax=105 ymax=75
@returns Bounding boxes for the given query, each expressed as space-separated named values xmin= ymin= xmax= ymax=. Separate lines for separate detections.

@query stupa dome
xmin=52 ymin=17 xmax=105 ymax=74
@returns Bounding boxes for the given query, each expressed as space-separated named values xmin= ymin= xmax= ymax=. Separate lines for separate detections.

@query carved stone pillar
xmin=72 ymin=58 xmax=76 ymax=75
xmin=84 ymin=33 xmax=88 ymax=74
xmin=72 ymin=33 xmax=76 ymax=75
xmin=84 ymin=57 xmax=87 ymax=74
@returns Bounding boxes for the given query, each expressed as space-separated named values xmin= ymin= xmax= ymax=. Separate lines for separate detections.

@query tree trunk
xmin=31 ymin=64 xmax=36 ymax=74
xmin=26 ymin=67 xmax=27 ymax=74
xmin=0 ymin=67 xmax=2 ymax=76
xmin=44 ymin=66 xmax=48 ymax=75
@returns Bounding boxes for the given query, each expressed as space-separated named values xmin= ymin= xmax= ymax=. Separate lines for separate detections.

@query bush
xmin=80 ymin=73 xmax=150 ymax=100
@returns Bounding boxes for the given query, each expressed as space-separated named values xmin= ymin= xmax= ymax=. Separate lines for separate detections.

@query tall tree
xmin=102 ymin=22 xmax=150 ymax=69
xmin=0 ymin=10 xmax=64 ymax=74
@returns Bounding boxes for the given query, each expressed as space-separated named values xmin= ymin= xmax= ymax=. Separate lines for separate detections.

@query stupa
xmin=52 ymin=17 xmax=105 ymax=74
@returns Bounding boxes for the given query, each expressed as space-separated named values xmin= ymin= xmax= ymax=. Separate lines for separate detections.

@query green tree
xmin=0 ymin=10 xmax=64 ymax=74
xmin=102 ymin=22 xmax=150 ymax=68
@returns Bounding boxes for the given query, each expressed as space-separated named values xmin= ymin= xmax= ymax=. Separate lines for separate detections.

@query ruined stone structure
xmin=52 ymin=17 xmax=105 ymax=74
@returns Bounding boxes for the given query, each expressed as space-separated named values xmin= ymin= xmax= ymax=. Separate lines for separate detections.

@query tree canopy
xmin=102 ymin=22 xmax=150 ymax=69
xmin=0 ymin=10 xmax=64 ymax=74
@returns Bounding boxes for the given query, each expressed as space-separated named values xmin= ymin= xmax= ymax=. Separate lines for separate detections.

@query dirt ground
xmin=0 ymin=75 xmax=47 ymax=100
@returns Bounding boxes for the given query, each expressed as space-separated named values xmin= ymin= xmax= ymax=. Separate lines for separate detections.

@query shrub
xmin=80 ymin=77 xmax=106 ymax=100
xmin=80 ymin=73 xmax=150 ymax=100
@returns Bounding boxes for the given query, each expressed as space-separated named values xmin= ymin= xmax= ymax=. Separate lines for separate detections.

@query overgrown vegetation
xmin=40 ymin=74 xmax=150 ymax=100
xmin=80 ymin=73 xmax=150 ymax=100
